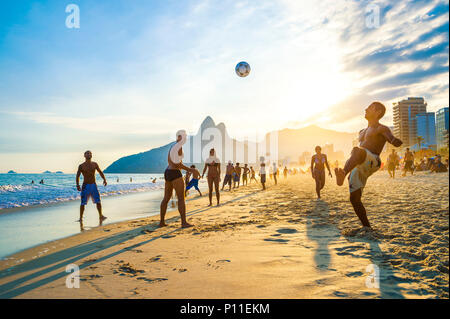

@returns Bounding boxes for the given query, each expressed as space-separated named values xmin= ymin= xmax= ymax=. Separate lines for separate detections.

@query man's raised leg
xmin=335 ymin=147 xmax=367 ymax=186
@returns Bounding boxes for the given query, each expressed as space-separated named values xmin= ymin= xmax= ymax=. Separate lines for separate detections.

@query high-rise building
xmin=393 ymin=97 xmax=427 ymax=146
xmin=415 ymin=112 xmax=436 ymax=147
xmin=436 ymin=107 xmax=449 ymax=150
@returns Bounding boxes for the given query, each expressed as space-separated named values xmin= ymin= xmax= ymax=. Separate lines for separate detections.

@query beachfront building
xmin=393 ymin=97 xmax=427 ymax=147
xmin=415 ymin=112 xmax=436 ymax=149
xmin=436 ymin=107 xmax=449 ymax=151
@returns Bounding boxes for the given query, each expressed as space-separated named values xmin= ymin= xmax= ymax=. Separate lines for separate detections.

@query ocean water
xmin=0 ymin=173 xmax=166 ymax=210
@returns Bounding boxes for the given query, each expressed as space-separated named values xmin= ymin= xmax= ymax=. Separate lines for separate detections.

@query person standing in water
xmin=160 ymin=130 xmax=195 ymax=228
xmin=311 ymin=146 xmax=332 ymax=199
xmin=386 ymin=149 xmax=400 ymax=178
xmin=222 ymin=161 xmax=234 ymax=191
xmin=202 ymin=148 xmax=221 ymax=206
xmin=334 ymin=102 xmax=402 ymax=228
xmin=76 ymin=150 xmax=107 ymax=222
xmin=185 ymin=165 xmax=202 ymax=197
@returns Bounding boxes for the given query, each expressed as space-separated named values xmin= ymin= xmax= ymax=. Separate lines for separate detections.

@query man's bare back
xmin=191 ymin=168 xmax=201 ymax=179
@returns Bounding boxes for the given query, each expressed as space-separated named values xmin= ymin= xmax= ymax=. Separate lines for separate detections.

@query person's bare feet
xmin=159 ymin=222 xmax=168 ymax=227
xmin=335 ymin=168 xmax=345 ymax=186
xmin=100 ymin=216 xmax=107 ymax=222
xmin=181 ymin=222 xmax=193 ymax=228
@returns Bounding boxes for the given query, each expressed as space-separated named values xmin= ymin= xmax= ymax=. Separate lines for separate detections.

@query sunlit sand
xmin=0 ymin=171 xmax=447 ymax=299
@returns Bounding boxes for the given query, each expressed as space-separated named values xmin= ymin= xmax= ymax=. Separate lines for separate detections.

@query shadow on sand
xmin=306 ymin=199 xmax=340 ymax=271
xmin=0 ymin=190 xmax=261 ymax=298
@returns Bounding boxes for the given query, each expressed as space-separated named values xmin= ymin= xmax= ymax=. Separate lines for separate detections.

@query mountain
xmin=7 ymin=170 xmax=17 ymax=174
xmin=274 ymin=125 xmax=356 ymax=161
xmin=104 ymin=118 xmax=357 ymax=173
xmin=104 ymin=116 xmax=244 ymax=173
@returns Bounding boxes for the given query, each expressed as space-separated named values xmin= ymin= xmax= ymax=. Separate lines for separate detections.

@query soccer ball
xmin=235 ymin=61 xmax=251 ymax=77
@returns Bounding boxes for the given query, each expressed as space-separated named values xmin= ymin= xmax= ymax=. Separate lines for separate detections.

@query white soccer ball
xmin=235 ymin=61 xmax=251 ymax=77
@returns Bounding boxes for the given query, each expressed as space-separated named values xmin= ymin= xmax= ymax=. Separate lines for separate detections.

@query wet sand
xmin=0 ymin=171 xmax=448 ymax=299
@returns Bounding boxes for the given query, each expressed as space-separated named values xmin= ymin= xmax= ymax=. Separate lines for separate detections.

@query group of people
xmin=75 ymin=102 xmax=446 ymax=231
xmin=386 ymin=148 xmax=448 ymax=178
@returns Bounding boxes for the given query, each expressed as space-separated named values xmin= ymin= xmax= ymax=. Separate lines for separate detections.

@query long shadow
xmin=0 ymin=189 xmax=261 ymax=298
xmin=305 ymin=200 xmax=340 ymax=271
xmin=345 ymin=235 xmax=405 ymax=299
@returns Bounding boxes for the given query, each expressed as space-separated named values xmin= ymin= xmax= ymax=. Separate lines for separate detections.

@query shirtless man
xmin=76 ymin=150 xmax=107 ymax=222
xmin=335 ymin=102 xmax=402 ymax=228
xmin=234 ymin=163 xmax=242 ymax=188
xmin=186 ymin=165 xmax=202 ymax=197
xmin=242 ymin=164 xmax=250 ymax=186
xmin=402 ymin=148 xmax=414 ymax=176
xmin=249 ymin=166 xmax=257 ymax=184
xmin=386 ymin=149 xmax=400 ymax=178
xmin=222 ymin=161 xmax=234 ymax=191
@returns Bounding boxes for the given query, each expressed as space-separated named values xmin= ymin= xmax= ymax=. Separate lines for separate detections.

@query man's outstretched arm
xmin=381 ymin=126 xmax=402 ymax=147
xmin=324 ymin=155 xmax=332 ymax=177
xmin=96 ymin=163 xmax=107 ymax=186
xmin=76 ymin=165 xmax=82 ymax=191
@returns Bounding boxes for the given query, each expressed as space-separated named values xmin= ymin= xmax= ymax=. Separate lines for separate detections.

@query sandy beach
xmin=0 ymin=171 xmax=448 ymax=299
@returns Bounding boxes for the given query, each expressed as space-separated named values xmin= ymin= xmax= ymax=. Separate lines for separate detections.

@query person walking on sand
xmin=242 ymin=164 xmax=249 ymax=186
xmin=250 ymin=166 xmax=258 ymax=184
xmin=202 ymin=148 xmax=221 ymax=206
xmin=283 ymin=166 xmax=288 ymax=179
xmin=260 ymin=160 xmax=267 ymax=190
xmin=386 ymin=149 xmax=400 ymax=178
xmin=186 ymin=165 xmax=202 ymax=197
xmin=233 ymin=163 xmax=242 ymax=188
xmin=76 ymin=150 xmax=107 ymax=222
xmin=334 ymin=102 xmax=402 ymax=228
xmin=311 ymin=146 xmax=332 ymax=199
xmin=160 ymin=130 xmax=195 ymax=228
xmin=272 ymin=162 xmax=278 ymax=185
xmin=222 ymin=161 xmax=234 ymax=191
xmin=402 ymin=148 xmax=415 ymax=176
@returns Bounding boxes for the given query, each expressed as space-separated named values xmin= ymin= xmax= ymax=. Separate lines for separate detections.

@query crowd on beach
xmin=73 ymin=101 xmax=448 ymax=233
xmin=382 ymin=147 xmax=448 ymax=178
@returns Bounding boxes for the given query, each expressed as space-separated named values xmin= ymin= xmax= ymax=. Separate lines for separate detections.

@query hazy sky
xmin=0 ymin=0 xmax=448 ymax=172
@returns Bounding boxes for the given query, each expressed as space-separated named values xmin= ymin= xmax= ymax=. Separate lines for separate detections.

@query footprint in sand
xmin=136 ymin=277 xmax=168 ymax=283
xmin=161 ymin=234 xmax=176 ymax=239
xmin=276 ymin=228 xmax=298 ymax=234
xmin=345 ymin=271 xmax=364 ymax=277
xmin=264 ymin=238 xmax=289 ymax=243
xmin=216 ymin=259 xmax=231 ymax=263
xmin=148 ymin=255 xmax=162 ymax=262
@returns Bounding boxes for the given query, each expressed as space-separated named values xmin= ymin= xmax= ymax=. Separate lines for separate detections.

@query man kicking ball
xmin=334 ymin=102 xmax=402 ymax=228
xmin=76 ymin=150 xmax=108 ymax=222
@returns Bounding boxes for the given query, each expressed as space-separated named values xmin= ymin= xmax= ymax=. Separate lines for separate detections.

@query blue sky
xmin=0 ymin=0 xmax=448 ymax=172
